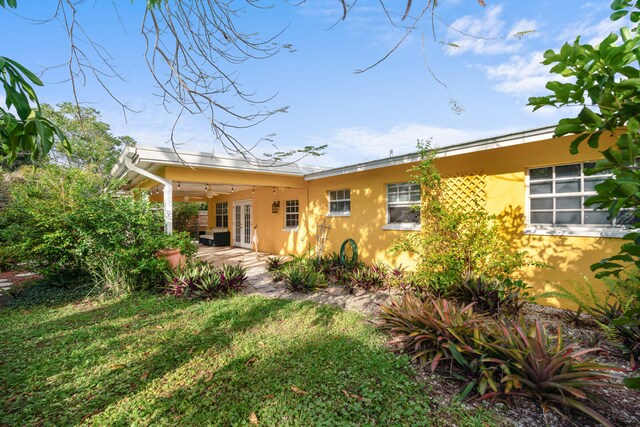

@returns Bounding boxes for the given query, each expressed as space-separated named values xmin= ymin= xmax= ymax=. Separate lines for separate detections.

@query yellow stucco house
xmin=111 ymin=126 xmax=629 ymax=305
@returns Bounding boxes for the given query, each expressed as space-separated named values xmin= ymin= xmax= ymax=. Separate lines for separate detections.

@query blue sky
xmin=1 ymin=1 xmax=619 ymax=166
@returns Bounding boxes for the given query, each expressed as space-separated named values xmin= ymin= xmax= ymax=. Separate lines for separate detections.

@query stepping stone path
xmin=0 ymin=278 xmax=11 ymax=290
xmin=197 ymin=246 xmax=396 ymax=317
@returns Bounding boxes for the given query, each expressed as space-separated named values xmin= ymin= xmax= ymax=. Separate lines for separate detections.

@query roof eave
xmin=303 ymin=125 xmax=557 ymax=181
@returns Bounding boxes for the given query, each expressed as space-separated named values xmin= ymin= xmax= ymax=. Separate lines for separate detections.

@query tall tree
xmin=42 ymin=103 xmax=136 ymax=175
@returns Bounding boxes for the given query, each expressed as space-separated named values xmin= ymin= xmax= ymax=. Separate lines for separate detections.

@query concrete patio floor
xmin=196 ymin=245 xmax=393 ymax=316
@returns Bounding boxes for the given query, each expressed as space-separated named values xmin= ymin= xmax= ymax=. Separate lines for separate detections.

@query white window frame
xmin=525 ymin=161 xmax=632 ymax=238
xmin=383 ymin=182 xmax=421 ymax=231
xmin=215 ymin=202 xmax=228 ymax=228
xmin=284 ymin=199 xmax=299 ymax=231
xmin=328 ymin=189 xmax=351 ymax=217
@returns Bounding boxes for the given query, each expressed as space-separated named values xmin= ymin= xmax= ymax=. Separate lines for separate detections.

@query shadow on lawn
xmin=88 ymin=302 xmax=434 ymax=426
xmin=1 ymin=294 xmax=317 ymax=425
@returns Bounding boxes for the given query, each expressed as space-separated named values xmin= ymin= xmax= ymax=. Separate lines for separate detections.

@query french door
xmin=233 ymin=201 xmax=252 ymax=249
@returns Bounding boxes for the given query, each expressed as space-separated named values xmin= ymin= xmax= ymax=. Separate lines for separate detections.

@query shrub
xmin=0 ymin=165 xmax=193 ymax=293
xmin=0 ymin=245 xmax=17 ymax=272
xmin=455 ymin=275 xmax=531 ymax=316
xmin=540 ymin=273 xmax=640 ymax=357
xmin=389 ymin=141 xmax=533 ymax=296
xmin=281 ymin=264 xmax=324 ymax=292
xmin=482 ymin=320 xmax=623 ymax=427
xmin=165 ymin=260 xmax=246 ymax=299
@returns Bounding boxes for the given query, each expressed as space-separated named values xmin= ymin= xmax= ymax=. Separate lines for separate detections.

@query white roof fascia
xmin=111 ymin=145 xmax=327 ymax=180
xmin=303 ymin=126 xmax=556 ymax=181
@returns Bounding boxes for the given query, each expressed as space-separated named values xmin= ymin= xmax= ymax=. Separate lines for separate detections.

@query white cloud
xmin=557 ymin=14 xmax=622 ymax=46
xmin=444 ymin=6 xmax=537 ymax=56
xmin=304 ymin=123 xmax=495 ymax=167
xmin=485 ymin=51 xmax=550 ymax=96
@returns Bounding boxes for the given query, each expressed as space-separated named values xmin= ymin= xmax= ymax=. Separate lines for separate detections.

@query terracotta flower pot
xmin=156 ymin=248 xmax=186 ymax=269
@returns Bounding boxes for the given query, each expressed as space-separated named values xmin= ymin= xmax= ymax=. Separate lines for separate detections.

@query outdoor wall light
xmin=272 ymin=201 xmax=280 ymax=213
xmin=252 ymin=186 xmax=255 ymax=194
xmin=205 ymin=184 xmax=209 ymax=191
xmin=231 ymin=186 xmax=234 ymax=193
xmin=177 ymin=182 xmax=181 ymax=189
xmin=273 ymin=187 xmax=276 ymax=195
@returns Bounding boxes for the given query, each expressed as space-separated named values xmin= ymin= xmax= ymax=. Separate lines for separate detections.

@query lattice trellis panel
xmin=440 ymin=173 xmax=487 ymax=212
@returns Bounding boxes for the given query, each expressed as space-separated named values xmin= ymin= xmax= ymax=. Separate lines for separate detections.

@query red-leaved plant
xmin=480 ymin=319 xmax=624 ymax=427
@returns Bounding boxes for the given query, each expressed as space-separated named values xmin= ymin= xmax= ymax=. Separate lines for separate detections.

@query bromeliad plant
xmin=455 ymin=275 xmax=532 ymax=316
xmin=379 ymin=295 xmax=626 ymax=425
xmin=347 ymin=265 xmax=387 ymax=293
xmin=281 ymin=264 xmax=325 ymax=292
xmin=481 ymin=319 xmax=624 ymax=427
xmin=165 ymin=260 xmax=247 ymax=299
xmin=379 ymin=295 xmax=483 ymax=370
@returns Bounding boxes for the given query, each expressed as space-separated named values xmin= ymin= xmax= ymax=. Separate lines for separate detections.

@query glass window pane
xmin=531 ymin=182 xmax=552 ymax=194
xmin=584 ymin=210 xmax=610 ymax=225
xmin=389 ymin=206 xmax=420 ymax=224
xmin=584 ymin=178 xmax=603 ymax=192
xmin=556 ymin=180 xmax=580 ymax=193
xmin=344 ymin=201 xmax=350 ymax=212
xmin=531 ymin=212 xmax=553 ymax=224
xmin=556 ymin=211 xmax=581 ymax=224
xmin=330 ymin=201 xmax=339 ymax=212
xmin=530 ymin=197 xmax=553 ymax=210
xmin=530 ymin=167 xmax=552 ymax=180
xmin=556 ymin=164 xmax=581 ymax=178
xmin=556 ymin=197 xmax=581 ymax=210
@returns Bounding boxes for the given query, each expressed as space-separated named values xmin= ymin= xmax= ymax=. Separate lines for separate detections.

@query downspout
xmin=124 ymin=154 xmax=173 ymax=234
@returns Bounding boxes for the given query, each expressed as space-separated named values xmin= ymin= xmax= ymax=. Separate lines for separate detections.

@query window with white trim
xmin=285 ymin=200 xmax=299 ymax=228
xmin=528 ymin=162 xmax=633 ymax=227
xmin=328 ymin=189 xmax=350 ymax=215
xmin=215 ymin=202 xmax=228 ymax=228
xmin=387 ymin=183 xmax=421 ymax=224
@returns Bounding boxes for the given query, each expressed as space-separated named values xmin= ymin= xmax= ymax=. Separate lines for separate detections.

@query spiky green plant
xmin=218 ymin=263 xmax=247 ymax=293
xmin=281 ymin=264 xmax=324 ymax=292
xmin=266 ymin=256 xmax=286 ymax=272
xmin=165 ymin=260 xmax=245 ymax=299
xmin=455 ymin=275 xmax=530 ymax=316
xmin=481 ymin=319 xmax=624 ymax=427
xmin=379 ymin=295 xmax=484 ymax=370
xmin=348 ymin=266 xmax=386 ymax=293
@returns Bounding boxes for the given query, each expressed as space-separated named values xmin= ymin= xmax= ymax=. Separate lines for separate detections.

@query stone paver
xmin=197 ymin=245 xmax=394 ymax=317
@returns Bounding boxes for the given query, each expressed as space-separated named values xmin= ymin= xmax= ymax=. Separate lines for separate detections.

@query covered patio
xmin=111 ymin=145 xmax=322 ymax=257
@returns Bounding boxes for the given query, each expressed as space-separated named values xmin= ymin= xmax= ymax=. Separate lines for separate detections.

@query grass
xmin=0 ymin=285 xmax=495 ymax=426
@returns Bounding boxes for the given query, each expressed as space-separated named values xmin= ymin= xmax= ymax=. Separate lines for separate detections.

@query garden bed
xmin=400 ymin=302 xmax=640 ymax=427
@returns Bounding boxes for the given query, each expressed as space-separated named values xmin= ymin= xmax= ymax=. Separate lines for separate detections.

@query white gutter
xmin=124 ymin=154 xmax=173 ymax=234
xmin=304 ymin=125 xmax=556 ymax=181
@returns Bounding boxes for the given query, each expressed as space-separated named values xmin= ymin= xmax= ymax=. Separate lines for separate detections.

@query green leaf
xmin=3 ymin=57 xmax=44 ymax=86
xmin=611 ymin=10 xmax=629 ymax=20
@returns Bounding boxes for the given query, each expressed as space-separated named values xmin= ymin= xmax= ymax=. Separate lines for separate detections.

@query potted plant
xmin=156 ymin=232 xmax=196 ymax=269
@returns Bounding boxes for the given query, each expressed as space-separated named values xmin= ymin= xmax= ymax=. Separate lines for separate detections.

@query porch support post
xmin=163 ymin=182 xmax=173 ymax=234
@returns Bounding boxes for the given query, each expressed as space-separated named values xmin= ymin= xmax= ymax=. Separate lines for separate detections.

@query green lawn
xmin=0 ymin=288 xmax=494 ymax=426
